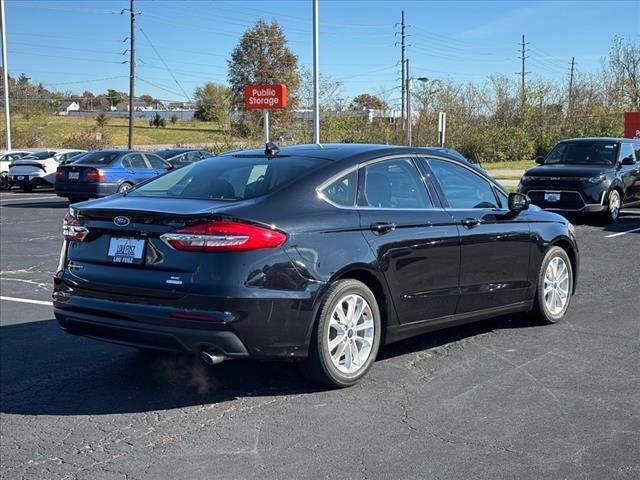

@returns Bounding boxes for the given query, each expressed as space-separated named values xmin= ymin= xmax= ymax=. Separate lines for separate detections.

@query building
xmin=56 ymin=101 xmax=80 ymax=116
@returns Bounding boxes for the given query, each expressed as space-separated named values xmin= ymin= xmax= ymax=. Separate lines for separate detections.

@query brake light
xmin=55 ymin=167 xmax=63 ymax=180
xmin=160 ymin=220 xmax=286 ymax=252
xmin=63 ymin=212 xmax=89 ymax=242
xmin=86 ymin=168 xmax=104 ymax=182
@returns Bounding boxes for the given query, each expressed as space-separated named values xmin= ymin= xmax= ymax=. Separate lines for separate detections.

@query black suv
xmin=518 ymin=137 xmax=640 ymax=222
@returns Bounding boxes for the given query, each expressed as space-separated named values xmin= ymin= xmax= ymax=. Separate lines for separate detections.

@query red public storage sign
xmin=244 ymin=84 xmax=287 ymax=110
xmin=624 ymin=112 xmax=640 ymax=139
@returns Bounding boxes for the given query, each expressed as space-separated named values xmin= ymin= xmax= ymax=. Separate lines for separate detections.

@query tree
xmin=193 ymin=82 xmax=230 ymax=123
xmin=105 ymin=89 xmax=123 ymax=109
xmin=350 ymin=93 xmax=387 ymax=111
xmin=139 ymin=94 xmax=155 ymax=106
xmin=605 ymin=35 xmax=640 ymax=110
xmin=227 ymin=19 xmax=299 ymax=131
xmin=298 ymin=66 xmax=345 ymax=110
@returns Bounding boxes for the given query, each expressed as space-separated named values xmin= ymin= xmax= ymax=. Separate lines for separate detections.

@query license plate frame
xmin=544 ymin=192 xmax=561 ymax=202
xmin=107 ymin=237 xmax=146 ymax=265
xmin=68 ymin=171 xmax=80 ymax=180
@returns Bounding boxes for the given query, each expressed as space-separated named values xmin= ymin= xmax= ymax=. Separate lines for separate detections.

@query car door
xmin=420 ymin=157 xmax=532 ymax=314
xmin=121 ymin=153 xmax=153 ymax=184
xmin=144 ymin=153 xmax=171 ymax=177
xmin=618 ymin=142 xmax=640 ymax=205
xmin=357 ymin=156 xmax=460 ymax=324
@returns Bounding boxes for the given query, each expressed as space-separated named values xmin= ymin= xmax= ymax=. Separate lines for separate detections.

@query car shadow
xmin=0 ymin=313 xmax=537 ymax=416
xmin=3 ymin=201 xmax=69 ymax=209
xmin=565 ymin=209 xmax=640 ymax=233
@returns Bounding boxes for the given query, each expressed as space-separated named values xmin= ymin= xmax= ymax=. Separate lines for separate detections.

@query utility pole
xmin=399 ymin=11 xmax=405 ymax=128
xmin=519 ymin=34 xmax=528 ymax=111
xmin=1 ymin=0 xmax=11 ymax=150
xmin=312 ymin=0 xmax=320 ymax=145
xmin=405 ymin=59 xmax=411 ymax=147
xmin=128 ymin=0 xmax=135 ymax=149
xmin=568 ymin=56 xmax=575 ymax=115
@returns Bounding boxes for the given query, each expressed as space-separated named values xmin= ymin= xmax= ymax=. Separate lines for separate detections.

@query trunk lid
xmin=57 ymin=164 xmax=103 ymax=182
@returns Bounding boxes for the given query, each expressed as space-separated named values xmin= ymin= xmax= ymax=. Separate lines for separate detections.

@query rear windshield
xmin=544 ymin=141 xmax=618 ymax=165
xmin=128 ymin=155 xmax=327 ymax=201
xmin=22 ymin=151 xmax=54 ymax=160
xmin=74 ymin=151 xmax=120 ymax=166
xmin=155 ymin=149 xmax=185 ymax=159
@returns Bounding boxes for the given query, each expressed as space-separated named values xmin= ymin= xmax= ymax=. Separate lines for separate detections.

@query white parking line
xmin=0 ymin=195 xmax=61 ymax=203
xmin=605 ymin=227 xmax=640 ymax=238
xmin=0 ymin=295 xmax=52 ymax=306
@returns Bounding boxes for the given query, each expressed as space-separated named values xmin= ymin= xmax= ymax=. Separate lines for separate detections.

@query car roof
xmin=224 ymin=143 xmax=473 ymax=163
xmin=560 ymin=137 xmax=640 ymax=143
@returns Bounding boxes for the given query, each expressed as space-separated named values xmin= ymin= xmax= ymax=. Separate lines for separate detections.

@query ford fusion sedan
xmin=518 ymin=137 xmax=640 ymax=222
xmin=53 ymin=144 xmax=579 ymax=387
xmin=55 ymin=150 xmax=173 ymax=203
xmin=10 ymin=149 xmax=86 ymax=192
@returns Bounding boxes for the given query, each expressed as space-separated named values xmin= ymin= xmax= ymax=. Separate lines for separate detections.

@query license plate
xmin=108 ymin=237 xmax=145 ymax=264
xmin=68 ymin=172 xmax=79 ymax=180
xmin=544 ymin=192 xmax=561 ymax=202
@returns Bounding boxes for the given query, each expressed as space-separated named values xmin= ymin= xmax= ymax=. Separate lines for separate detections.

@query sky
xmin=3 ymin=0 xmax=639 ymax=107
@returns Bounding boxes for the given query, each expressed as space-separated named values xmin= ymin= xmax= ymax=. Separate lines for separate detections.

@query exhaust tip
xmin=201 ymin=350 xmax=228 ymax=366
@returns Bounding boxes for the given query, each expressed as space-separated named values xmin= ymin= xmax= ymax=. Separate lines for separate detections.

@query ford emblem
xmin=113 ymin=216 xmax=130 ymax=227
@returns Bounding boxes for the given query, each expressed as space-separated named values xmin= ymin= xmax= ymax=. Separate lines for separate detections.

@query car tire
xmin=117 ymin=182 xmax=133 ymax=193
xmin=602 ymin=189 xmax=621 ymax=224
xmin=529 ymin=246 xmax=573 ymax=324
xmin=301 ymin=279 xmax=381 ymax=387
xmin=0 ymin=173 xmax=9 ymax=190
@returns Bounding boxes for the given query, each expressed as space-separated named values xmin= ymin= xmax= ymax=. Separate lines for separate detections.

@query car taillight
xmin=63 ymin=212 xmax=89 ymax=242
xmin=160 ymin=220 xmax=286 ymax=252
xmin=55 ymin=168 xmax=63 ymax=180
xmin=86 ymin=168 xmax=104 ymax=182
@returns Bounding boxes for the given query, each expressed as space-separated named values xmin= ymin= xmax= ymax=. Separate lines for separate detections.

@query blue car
xmin=55 ymin=150 xmax=172 ymax=203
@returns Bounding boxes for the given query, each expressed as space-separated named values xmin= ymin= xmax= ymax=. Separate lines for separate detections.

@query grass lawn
xmin=479 ymin=159 xmax=536 ymax=170
xmin=9 ymin=115 xmax=244 ymax=148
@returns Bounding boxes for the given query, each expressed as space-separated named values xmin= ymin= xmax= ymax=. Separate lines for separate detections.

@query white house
xmin=56 ymin=101 xmax=80 ymax=116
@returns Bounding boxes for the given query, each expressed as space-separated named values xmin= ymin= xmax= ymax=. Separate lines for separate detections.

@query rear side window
xmin=146 ymin=153 xmax=169 ymax=169
xmin=75 ymin=151 xmax=119 ymax=166
xmin=129 ymin=155 xmax=328 ymax=201
xmin=320 ymin=170 xmax=357 ymax=207
xmin=123 ymin=154 xmax=148 ymax=169
xmin=358 ymin=158 xmax=432 ymax=209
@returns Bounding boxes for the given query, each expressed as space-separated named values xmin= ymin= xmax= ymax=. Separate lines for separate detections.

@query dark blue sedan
xmin=55 ymin=150 xmax=172 ymax=203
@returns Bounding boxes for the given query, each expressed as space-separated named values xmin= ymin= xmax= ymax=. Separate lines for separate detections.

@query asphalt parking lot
xmin=1 ymin=188 xmax=639 ymax=480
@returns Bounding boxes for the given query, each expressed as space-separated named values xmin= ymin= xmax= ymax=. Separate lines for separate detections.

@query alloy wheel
xmin=609 ymin=190 xmax=620 ymax=221
xmin=543 ymin=256 xmax=570 ymax=315
xmin=327 ymin=294 xmax=375 ymax=374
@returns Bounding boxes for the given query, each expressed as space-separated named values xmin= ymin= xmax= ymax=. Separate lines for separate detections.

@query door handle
xmin=128 ymin=170 xmax=135 ymax=174
xmin=460 ymin=218 xmax=481 ymax=228
xmin=370 ymin=222 xmax=396 ymax=233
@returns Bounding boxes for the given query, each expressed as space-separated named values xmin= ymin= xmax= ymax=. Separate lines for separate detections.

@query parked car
xmin=9 ymin=149 xmax=86 ymax=192
xmin=54 ymin=143 xmax=578 ymax=387
xmin=54 ymin=149 xmax=173 ymax=203
xmin=517 ymin=137 xmax=640 ymax=223
xmin=0 ymin=150 xmax=31 ymax=189
xmin=155 ymin=148 xmax=213 ymax=168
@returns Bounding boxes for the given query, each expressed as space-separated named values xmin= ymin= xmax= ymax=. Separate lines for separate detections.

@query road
xmin=1 ymin=188 xmax=639 ymax=480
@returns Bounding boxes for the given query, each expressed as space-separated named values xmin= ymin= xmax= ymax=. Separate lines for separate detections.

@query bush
xmin=170 ymin=114 xmax=178 ymax=124
xmin=149 ymin=113 xmax=166 ymax=128
xmin=95 ymin=113 xmax=107 ymax=128
xmin=60 ymin=129 xmax=109 ymax=150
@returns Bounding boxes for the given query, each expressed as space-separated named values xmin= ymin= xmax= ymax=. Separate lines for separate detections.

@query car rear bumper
xmin=11 ymin=175 xmax=49 ymax=186
xmin=55 ymin=181 xmax=119 ymax=198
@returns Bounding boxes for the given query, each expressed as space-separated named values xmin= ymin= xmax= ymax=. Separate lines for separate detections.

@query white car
xmin=0 ymin=150 xmax=32 ymax=189
xmin=9 ymin=149 xmax=86 ymax=192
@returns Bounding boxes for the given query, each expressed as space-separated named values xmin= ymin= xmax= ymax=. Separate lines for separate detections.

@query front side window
xmin=320 ymin=170 xmax=357 ymax=207
xmin=426 ymin=158 xmax=498 ymax=209
xmin=618 ymin=143 xmax=636 ymax=163
xmin=358 ymin=158 xmax=432 ymax=209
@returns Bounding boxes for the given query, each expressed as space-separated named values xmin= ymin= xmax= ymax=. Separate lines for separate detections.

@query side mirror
xmin=535 ymin=156 xmax=545 ymax=165
xmin=508 ymin=192 xmax=530 ymax=212
xmin=620 ymin=157 xmax=635 ymax=166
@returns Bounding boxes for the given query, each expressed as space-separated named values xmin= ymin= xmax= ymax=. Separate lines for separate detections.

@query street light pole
xmin=312 ymin=0 xmax=320 ymax=145
xmin=1 ymin=0 xmax=11 ymax=150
